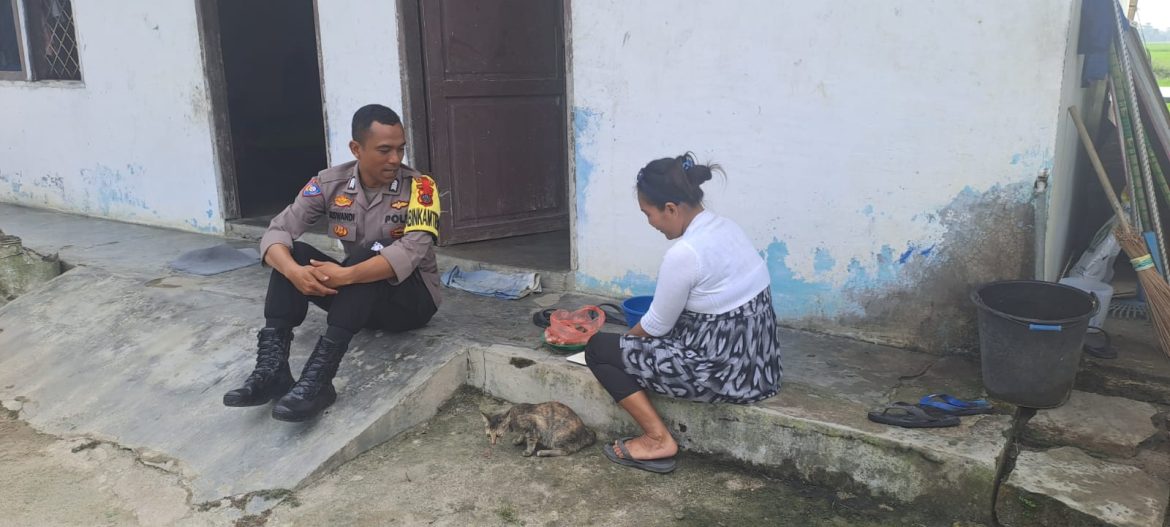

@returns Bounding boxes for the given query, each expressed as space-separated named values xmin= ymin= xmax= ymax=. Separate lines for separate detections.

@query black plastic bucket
xmin=971 ymin=280 xmax=1098 ymax=408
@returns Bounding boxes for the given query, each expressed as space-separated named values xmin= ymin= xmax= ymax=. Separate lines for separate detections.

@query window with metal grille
xmin=0 ymin=0 xmax=25 ymax=80
xmin=24 ymin=0 xmax=79 ymax=81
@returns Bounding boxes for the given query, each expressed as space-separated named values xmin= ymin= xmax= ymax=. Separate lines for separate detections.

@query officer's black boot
xmin=223 ymin=328 xmax=295 ymax=407
xmin=271 ymin=336 xmax=346 ymax=422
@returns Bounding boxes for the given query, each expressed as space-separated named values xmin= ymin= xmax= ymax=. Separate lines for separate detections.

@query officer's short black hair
xmin=352 ymin=104 xmax=402 ymax=143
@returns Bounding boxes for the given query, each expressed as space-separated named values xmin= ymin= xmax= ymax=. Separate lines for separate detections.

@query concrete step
xmin=464 ymin=342 xmax=1012 ymax=524
xmin=1077 ymin=318 xmax=1170 ymax=406
xmin=996 ymin=447 xmax=1169 ymax=527
xmin=1023 ymin=390 xmax=1160 ymax=458
xmin=0 ymin=266 xmax=468 ymax=502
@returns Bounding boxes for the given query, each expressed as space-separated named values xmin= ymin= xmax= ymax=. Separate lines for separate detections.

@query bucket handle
xmin=974 ymin=290 xmax=1099 ymax=331
xmin=1028 ymin=324 xmax=1062 ymax=332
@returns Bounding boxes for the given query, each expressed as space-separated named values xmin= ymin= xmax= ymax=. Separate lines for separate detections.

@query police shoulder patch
xmin=302 ymin=178 xmax=322 ymax=197
xmin=404 ymin=175 xmax=441 ymax=238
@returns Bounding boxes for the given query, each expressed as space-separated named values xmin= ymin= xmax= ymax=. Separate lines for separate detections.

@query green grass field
xmin=1149 ymin=42 xmax=1170 ymax=88
xmin=1148 ymin=43 xmax=1170 ymax=111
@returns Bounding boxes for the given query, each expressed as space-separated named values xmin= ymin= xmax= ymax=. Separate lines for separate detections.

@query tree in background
xmin=1142 ymin=23 xmax=1170 ymax=43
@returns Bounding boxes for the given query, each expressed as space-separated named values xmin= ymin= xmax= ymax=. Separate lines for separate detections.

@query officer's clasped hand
xmin=288 ymin=264 xmax=338 ymax=297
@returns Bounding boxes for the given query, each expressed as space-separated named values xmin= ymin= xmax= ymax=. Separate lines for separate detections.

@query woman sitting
xmin=585 ymin=152 xmax=782 ymax=474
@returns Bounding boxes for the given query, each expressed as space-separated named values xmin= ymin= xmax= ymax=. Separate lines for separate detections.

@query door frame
xmin=398 ymin=0 xmax=431 ymax=175
xmin=194 ymin=0 xmax=240 ymax=220
xmin=397 ymin=0 xmax=576 ymax=249
xmin=194 ymin=0 xmax=331 ymax=222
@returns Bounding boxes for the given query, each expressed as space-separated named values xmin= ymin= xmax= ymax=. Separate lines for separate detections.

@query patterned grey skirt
xmin=619 ymin=288 xmax=782 ymax=404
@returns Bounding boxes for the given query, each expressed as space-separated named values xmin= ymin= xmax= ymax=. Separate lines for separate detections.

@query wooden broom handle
xmin=1069 ymin=106 xmax=1133 ymax=233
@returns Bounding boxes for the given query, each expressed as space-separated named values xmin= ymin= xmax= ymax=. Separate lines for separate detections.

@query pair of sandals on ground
xmin=867 ymin=393 xmax=995 ymax=428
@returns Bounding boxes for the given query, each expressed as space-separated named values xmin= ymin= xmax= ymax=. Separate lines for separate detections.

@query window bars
xmin=28 ymin=0 xmax=79 ymax=80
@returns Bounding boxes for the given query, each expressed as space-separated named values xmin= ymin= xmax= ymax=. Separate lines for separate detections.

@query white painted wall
xmin=1045 ymin=0 xmax=1089 ymax=281
xmin=570 ymin=1 xmax=1075 ymax=322
xmin=0 ymin=1 xmax=222 ymax=233
xmin=314 ymin=0 xmax=407 ymax=167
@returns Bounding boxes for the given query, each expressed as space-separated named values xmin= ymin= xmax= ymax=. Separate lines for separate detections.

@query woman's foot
xmin=611 ymin=433 xmax=678 ymax=460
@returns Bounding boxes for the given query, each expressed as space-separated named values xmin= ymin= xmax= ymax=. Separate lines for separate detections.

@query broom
xmin=1070 ymin=106 xmax=1170 ymax=360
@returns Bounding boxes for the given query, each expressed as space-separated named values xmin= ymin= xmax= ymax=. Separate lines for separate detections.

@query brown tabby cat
xmin=481 ymin=402 xmax=596 ymax=457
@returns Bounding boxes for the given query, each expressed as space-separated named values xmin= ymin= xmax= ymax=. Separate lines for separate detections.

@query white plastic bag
xmin=1069 ymin=220 xmax=1121 ymax=283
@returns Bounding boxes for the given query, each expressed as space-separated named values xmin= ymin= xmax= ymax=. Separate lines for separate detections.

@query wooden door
xmin=419 ymin=0 xmax=568 ymax=244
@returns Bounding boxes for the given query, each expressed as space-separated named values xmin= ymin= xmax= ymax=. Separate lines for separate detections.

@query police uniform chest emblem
xmin=333 ymin=195 xmax=353 ymax=207
xmin=333 ymin=224 xmax=349 ymax=237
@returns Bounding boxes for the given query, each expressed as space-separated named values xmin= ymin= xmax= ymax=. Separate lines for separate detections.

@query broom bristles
xmin=1115 ymin=227 xmax=1170 ymax=360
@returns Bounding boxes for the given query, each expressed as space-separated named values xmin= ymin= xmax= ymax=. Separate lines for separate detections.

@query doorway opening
xmin=208 ymin=0 xmax=328 ymax=220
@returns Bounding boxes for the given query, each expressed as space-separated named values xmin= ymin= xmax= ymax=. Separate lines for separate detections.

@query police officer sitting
xmin=223 ymin=104 xmax=442 ymax=422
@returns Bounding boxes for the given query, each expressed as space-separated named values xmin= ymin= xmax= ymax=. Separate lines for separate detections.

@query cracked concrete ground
xmin=0 ymin=407 xmax=200 ymax=526
xmin=0 ymin=390 xmax=951 ymax=527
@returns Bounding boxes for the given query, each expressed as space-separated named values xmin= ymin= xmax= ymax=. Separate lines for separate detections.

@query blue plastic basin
xmin=621 ymin=296 xmax=654 ymax=329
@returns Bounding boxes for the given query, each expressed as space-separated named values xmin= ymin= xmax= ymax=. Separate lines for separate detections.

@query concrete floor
xmin=0 ymin=390 xmax=942 ymax=527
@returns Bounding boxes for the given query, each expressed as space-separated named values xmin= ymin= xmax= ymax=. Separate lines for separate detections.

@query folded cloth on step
xmin=168 ymin=244 xmax=261 ymax=276
xmin=440 ymin=265 xmax=541 ymax=299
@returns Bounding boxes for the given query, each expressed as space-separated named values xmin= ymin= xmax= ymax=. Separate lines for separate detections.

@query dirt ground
xmin=0 ymin=390 xmax=948 ymax=526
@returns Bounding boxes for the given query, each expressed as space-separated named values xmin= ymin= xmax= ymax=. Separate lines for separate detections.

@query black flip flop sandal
xmin=602 ymin=437 xmax=677 ymax=474
xmin=1083 ymin=327 xmax=1115 ymax=359
xmin=532 ymin=308 xmax=556 ymax=328
xmin=867 ymin=402 xmax=960 ymax=428
xmin=597 ymin=303 xmax=627 ymax=327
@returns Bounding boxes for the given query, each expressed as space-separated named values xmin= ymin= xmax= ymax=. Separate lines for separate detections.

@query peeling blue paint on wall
xmin=186 ymin=218 xmax=219 ymax=233
xmin=80 ymin=164 xmax=154 ymax=216
xmin=844 ymin=245 xmax=904 ymax=289
xmin=573 ymin=107 xmax=602 ymax=238
xmin=1010 ymin=148 xmax=1054 ymax=173
xmin=575 ymin=270 xmax=656 ymax=298
xmin=759 ymin=239 xmax=944 ymax=320
xmin=813 ymin=247 xmax=835 ymax=273
xmin=898 ymin=246 xmax=916 ymax=264
xmin=575 ymin=237 xmax=943 ymax=320
xmin=762 ymin=240 xmax=855 ymax=318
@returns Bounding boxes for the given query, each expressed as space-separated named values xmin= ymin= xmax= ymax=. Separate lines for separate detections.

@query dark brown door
xmin=419 ymin=0 xmax=568 ymax=244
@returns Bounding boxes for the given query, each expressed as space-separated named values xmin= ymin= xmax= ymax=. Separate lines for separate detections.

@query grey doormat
xmin=168 ymin=244 xmax=261 ymax=276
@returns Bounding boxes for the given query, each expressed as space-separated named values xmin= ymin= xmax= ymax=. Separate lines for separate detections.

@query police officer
xmin=223 ymin=104 xmax=442 ymax=422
